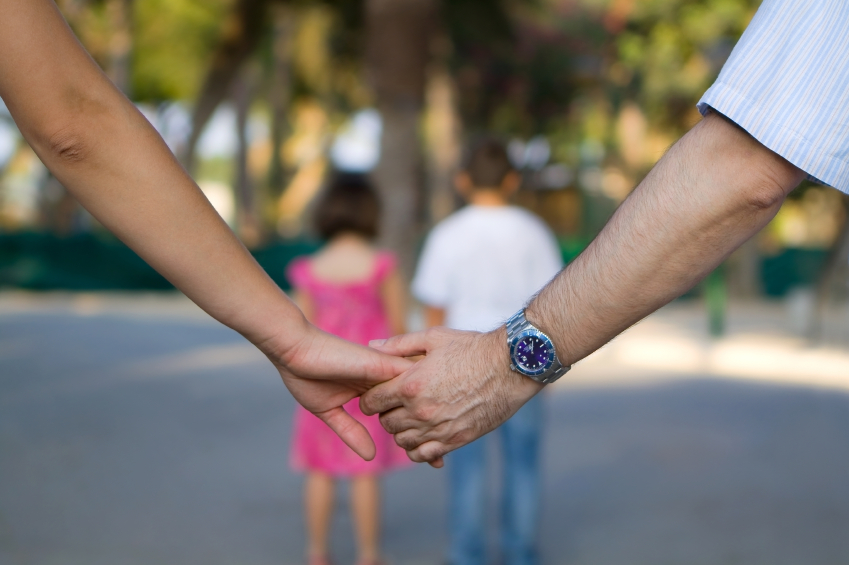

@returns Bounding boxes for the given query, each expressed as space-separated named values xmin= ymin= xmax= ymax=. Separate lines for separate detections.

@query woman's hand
xmin=259 ymin=321 xmax=415 ymax=461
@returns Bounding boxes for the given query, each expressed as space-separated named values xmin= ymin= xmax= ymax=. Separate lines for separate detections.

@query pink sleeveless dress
xmin=286 ymin=251 xmax=411 ymax=476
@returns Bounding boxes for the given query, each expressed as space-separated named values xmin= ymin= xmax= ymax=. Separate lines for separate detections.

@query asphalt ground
xmin=1 ymin=292 xmax=849 ymax=565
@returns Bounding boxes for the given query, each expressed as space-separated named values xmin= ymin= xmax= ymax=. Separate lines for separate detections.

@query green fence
xmin=761 ymin=248 xmax=829 ymax=297
xmin=0 ymin=232 xmax=318 ymax=291
xmin=0 ymin=232 xmax=831 ymax=296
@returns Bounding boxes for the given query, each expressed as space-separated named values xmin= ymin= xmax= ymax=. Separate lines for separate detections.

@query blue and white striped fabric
xmin=697 ymin=0 xmax=849 ymax=193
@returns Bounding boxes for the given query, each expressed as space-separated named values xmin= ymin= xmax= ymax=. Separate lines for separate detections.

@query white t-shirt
xmin=412 ymin=205 xmax=563 ymax=332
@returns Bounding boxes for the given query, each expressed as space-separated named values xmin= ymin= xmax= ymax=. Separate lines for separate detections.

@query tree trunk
xmin=181 ymin=0 xmax=274 ymax=174
xmin=424 ymin=34 xmax=462 ymax=226
xmin=365 ymin=0 xmax=438 ymax=276
xmin=106 ymin=0 xmax=133 ymax=96
xmin=812 ymin=193 xmax=849 ymax=340
xmin=232 ymin=70 xmax=261 ymax=247
xmin=267 ymin=5 xmax=295 ymax=201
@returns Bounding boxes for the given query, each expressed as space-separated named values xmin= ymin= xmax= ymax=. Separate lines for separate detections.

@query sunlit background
xmin=1 ymin=1 xmax=849 ymax=564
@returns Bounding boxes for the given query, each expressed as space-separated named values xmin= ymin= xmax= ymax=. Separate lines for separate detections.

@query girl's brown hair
xmin=313 ymin=173 xmax=381 ymax=240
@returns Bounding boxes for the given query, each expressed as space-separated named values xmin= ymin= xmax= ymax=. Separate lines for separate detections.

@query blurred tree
xmin=814 ymin=194 xmax=849 ymax=338
xmin=132 ymin=0 xmax=232 ymax=100
xmin=365 ymin=0 xmax=437 ymax=273
xmin=266 ymin=5 xmax=296 ymax=216
xmin=612 ymin=0 xmax=759 ymax=133
xmin=232 ymin=66 xmax=262 ymax=246
xmin=105 ymin=0 xmax=133 ymax=95
xmin=181 ymin=0 xmax=275 ymax=173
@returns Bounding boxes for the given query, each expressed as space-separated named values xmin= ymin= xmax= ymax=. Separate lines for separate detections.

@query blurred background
xmin=2 ymin=0 xmax=849 ymax=564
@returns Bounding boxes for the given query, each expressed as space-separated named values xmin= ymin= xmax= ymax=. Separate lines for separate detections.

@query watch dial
xmin=515 ymin=336 xmax=550 ymax=371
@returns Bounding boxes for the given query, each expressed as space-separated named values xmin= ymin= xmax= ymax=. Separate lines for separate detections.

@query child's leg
xmin=305 ymin=472 xmax=336 ymax=560
xmin=350 ymin=474 xmax=381 ymax=563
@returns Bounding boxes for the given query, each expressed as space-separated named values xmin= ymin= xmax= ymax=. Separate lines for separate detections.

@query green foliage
xmin=445 ymin=0 xmax=582 ymax=136
xmin=614 ymin=0 xmax=759 ymax=130
xmin=132 ymin=0 xmax=232 ymax=101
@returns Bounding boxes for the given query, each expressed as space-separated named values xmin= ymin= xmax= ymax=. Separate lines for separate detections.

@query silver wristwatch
xmin=506 ymin=309 xmax=570 ymax=384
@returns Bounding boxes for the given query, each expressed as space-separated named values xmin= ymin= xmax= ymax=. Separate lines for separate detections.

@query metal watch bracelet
xmin=506 ymin=309 xmax=571 ymax=384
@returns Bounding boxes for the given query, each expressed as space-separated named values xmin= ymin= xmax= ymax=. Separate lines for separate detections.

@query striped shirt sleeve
xmin=697 ymin=0 xmax=849 ymax=193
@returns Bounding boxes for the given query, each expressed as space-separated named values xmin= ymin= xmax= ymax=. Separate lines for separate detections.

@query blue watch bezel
xmin=509 ymin=329 xmax=556 ymax=377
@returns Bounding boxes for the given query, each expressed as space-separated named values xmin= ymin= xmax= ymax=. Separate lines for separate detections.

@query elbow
xmin=742 ymin=179 xmax=788 ymax=213
xmin=26 ymin=119 xmax=99 ymax=170
xmin=26 ymin=87 xmax=120 ymax=168
xmin=45 ymin=125 xmax=92 ymax=165
xmin=704 ymin=111 xmax=804 ymax=215
xmin=740 ymin=157 xmax=804 ymax=214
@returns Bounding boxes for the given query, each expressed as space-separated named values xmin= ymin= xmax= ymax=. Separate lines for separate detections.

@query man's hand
xmin=259 ymin=322 xmax=414 ymax=462
xmin=359 ymin=326 xmax=543 ymax=467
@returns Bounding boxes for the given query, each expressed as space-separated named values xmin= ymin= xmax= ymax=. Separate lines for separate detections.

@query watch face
xmin=513 ymin=334 xmax=553 ymax=373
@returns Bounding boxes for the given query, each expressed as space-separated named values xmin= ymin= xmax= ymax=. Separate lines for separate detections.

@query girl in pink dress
xmin=287 ymin=175 xmax=410 ymax=565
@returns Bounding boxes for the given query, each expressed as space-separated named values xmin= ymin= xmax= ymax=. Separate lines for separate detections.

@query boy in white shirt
xmin=411 ymin=140 xmax=563 ymax=565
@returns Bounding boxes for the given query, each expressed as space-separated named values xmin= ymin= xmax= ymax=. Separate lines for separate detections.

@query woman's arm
xmin=0 ymin=0 xmax=410 ymax=460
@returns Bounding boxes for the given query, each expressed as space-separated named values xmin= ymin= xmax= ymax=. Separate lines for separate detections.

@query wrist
xmin=525 ymin=295 xmax=581 ymax=366
xmin=243 ymin=296 xmax=313 ymax=365
xmin=489 ymin=326 xmax=545 ymax=399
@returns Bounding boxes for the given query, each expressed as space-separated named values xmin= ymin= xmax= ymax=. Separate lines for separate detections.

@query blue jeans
xmin=447 ymin=394 xmax=543 ymax=565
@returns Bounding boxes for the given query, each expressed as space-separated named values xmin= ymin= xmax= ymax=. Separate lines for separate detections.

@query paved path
xmin=1 ymin=292 xmax=849 ymax=565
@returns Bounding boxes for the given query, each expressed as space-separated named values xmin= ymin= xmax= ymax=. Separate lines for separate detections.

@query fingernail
xmin=369 ymin=339 xmax=387 ymax=347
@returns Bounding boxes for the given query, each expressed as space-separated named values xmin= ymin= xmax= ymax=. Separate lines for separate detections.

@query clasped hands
xmin=263 ymin=320 xmax=544 ymax=469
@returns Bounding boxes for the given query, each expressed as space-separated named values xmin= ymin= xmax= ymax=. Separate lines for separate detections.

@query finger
xmin=360 ymin=377 xmax=406 ymax=416
xmin=394 ymin=428 xmax=419 ymax=451
xmin=378 ymin=406 xmax=419 ymax=434
xmin=369 ymin=330 xmax=432 ymax=357
xmin=428 ymin=456 xmax=444 ymax=469
xmin=365 ymin=346 xmax=415 ymax=382
xmin=406 ymin=440 xmax=449 ymax=464
xmin=316 ymin=406 xmax=376 ymax=461
xmin=309 ymin=331 xmax=413 ymax=385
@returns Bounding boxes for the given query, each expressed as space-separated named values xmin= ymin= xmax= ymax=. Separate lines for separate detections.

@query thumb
xmin=317 ymin=405 xmax=376 ymax=461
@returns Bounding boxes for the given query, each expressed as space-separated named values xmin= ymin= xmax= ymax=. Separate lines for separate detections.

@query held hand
xmin=259 ymin=322 xmax=414 ymax=462
xmin=359 ymin=326 xmax=543 ymax=467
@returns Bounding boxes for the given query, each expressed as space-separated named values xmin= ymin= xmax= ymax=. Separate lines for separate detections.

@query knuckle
xmin=424 ymin=327 xmax=443 ymax=343
xmin=410 ymin=404 xmax=435 ymax=422
xmin=395 ymin=432 xmax=420 ymax=451
xmin=399 ymin=378 xmax=423 ymax=399
xmin=378 ymin=412 xmax=397 ymax=433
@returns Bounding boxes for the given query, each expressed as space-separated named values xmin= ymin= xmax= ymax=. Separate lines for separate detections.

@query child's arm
xmin=423 ymin=306 xmax=446 ymax=329
xmin=380 ymin=268 xmax=408 ymax=336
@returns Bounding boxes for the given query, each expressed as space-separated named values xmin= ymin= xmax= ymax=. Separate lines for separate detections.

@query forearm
xmin=53 ymin=112 xmax=303 ymax=342
xmin=527 ymin=113 xmax=804 ymax=364
xmin=0 ymin=0 xmax=304 ymax=347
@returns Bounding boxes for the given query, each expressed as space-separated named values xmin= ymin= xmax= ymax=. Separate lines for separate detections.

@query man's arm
xmin=0 ymin=0 xmax=411 ymax=460
xmin=361 ymin=113 xmax=804 ymax=464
